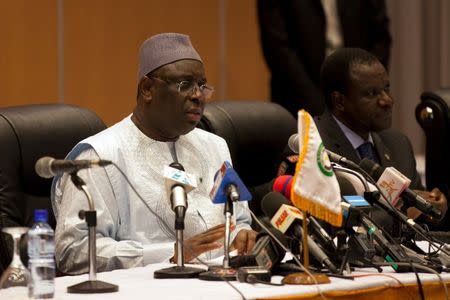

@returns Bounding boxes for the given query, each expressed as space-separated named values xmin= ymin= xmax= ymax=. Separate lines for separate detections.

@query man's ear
xmin=332 ymin=91 xmax=345 ymax=112
xmin=138 ymin=76 xmax=153 ymax=103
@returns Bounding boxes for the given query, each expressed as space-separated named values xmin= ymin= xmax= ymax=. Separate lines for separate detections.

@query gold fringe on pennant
xmin=293 ymin=110 xmax=310 ymax=179
xmin=291 ymin=193 xmax=343 ymax=227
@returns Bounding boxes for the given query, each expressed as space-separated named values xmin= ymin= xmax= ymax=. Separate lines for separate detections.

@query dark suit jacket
xmin=315 ymin=110 xmax=423 ymax=190
xmin=257 ymin=0 xmax=391 ymax=117
xmin=315 ymin=110 xmax=424 ymax=233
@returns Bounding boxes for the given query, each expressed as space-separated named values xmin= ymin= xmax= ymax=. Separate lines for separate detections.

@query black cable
xmin=361 ymin=212 xmax=425 ymax=300
xmin=326 ymin=273 xmax=354 ymax=280
xmin=246 ymin=275 xmax=284 ymax=286
xmin=412 ymin=263 xmax=425 ymax=300
xmin=373 ymin=262 xmax=449 ymax=300
xmin=357 ymin=165 xmax=450 ymax=256
xmin=248 ymin=209 xmax=329 ymax=300
xmin=335 ymin=162 xmax=428 ymax=300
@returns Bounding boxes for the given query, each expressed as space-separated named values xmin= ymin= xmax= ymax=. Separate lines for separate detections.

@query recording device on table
xmin=35 ymin=156 xmax=118 ymax=293
xmin=154 ymin=162 xmax=205 ymax=279
xmin=231 ymin=227 xmax=288 ymax=282
xmin=199 ymin=161 xmax=252 ymax=281
xmin=229 ymin=227 xmax=287 ymax=270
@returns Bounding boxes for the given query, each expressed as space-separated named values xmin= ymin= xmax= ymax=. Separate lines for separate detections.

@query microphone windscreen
xmin=288 ymin=134 xmax=299 ymax=154
xmin=261 ymin=192 xmax=291 ymax=219
xmin=35 ymin=156 xmax=55 ymax=179
xmin=273 ymin=175 xmax=293 ymax=199
xmin=359 ymin=158 xmax=383 ymax=180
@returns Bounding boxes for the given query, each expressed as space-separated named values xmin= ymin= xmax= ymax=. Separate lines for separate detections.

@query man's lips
xmin=186 ymin=109 xmax=202 ymax=121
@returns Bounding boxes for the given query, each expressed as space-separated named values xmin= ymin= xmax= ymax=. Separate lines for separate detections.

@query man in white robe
xmin=52 ymin=33 xmax=256 ymax=274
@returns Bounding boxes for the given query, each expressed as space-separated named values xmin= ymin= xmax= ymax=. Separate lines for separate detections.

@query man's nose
xmin=379 ymin=91 xmax=393 ymax=107
xmin=190 ymin=83 xmax=203 ymax=98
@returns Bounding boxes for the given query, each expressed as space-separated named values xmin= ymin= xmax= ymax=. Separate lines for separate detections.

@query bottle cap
xmin=34 ymin=209 xmax=48 ymax=222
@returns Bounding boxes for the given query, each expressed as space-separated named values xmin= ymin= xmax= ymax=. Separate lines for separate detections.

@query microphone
xmin=359 ymin=158 xmax=442 ymax=219
xmin=287 ymin=133 xmax=300 ymax=153
xmin=272 ymin=175 xmax=336 ymax=251
xmin=35 ymin=156 xmax=112 ymax=178
xmin=156 ymin=163 xmax=205 ymax=278
xmin=273 ymin=172 xmax=366 ymax=199
xmin=199 ymin=162 xmax=252 ymax=281
xmin=209 ymin=161 xmax=252 ymax=203
xmin=163 ymin=162 xmax=197 ymax=228
xmin=273 ymin=175 xmax=293 ymax=199
xmin=261 ymin=192 xmax=338 ymax=274
xmin=287 ymin=134 xmax=359 ymax=169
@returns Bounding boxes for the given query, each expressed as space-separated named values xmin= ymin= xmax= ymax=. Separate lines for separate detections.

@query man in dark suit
xmin=257 ymin=0 xmax=391 ymax=117
xmin=317 ymin=47 xmax=447 ymax=226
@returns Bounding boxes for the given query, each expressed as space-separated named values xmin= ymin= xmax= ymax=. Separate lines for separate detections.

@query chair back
xmin=198 ymin=101 xmax=297 ymax=214
xmin=416 ymin=89 xmax=450 ymax=196
xmin=0 ymin=104 xmax=106 ymax=272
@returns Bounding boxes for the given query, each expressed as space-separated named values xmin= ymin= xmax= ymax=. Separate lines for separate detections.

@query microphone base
xmin=67 ymin=280 xmax=118 ymax=293
xmin=153 ymin=266 xmax=204 ymax=279
xmin=282 ymin=272 xmax=330 ymax=285
xmin=198 ymin=265 xmax=237 ymax=281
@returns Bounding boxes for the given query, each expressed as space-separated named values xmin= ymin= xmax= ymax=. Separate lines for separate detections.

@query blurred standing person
xmin=257 ymin=0 xmax=391 ymax=117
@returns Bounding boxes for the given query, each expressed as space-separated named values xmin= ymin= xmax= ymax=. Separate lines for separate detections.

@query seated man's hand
xmin=409 ymin=188 xmax=448 ymax=221
xmin=174 ymin=223 xmax=230 ymax=263
xmin=231 ymin=229 xmax=257 ymax=255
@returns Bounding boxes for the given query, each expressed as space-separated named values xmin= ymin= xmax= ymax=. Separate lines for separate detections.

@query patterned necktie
xmin=357 ymin=142 xmax=380 ymax=163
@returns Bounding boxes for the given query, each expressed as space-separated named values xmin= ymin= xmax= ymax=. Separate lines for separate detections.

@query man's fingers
xmin=184 ymin=241 xmax=223 ymax=262
xmin=194 ymin=241 xmax=223 ymax=253
xmin=186 ymin=226 xmax=226 ymax=246
xmin=246 ymin=231 xmax=257 ymax=254
xmin=234 ymin=230 xmax=257 ymax=255
xmin=197 ymin=230 xmax=225 ymax=244
xmin=182 ymin=224 xmax=242 ymax=262
xmin=204 ymin=223 xmax=226 ymax=232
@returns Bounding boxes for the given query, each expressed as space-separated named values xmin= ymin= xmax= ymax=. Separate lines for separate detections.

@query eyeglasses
xmin=149 ymin=76 xmax=214 ymax=100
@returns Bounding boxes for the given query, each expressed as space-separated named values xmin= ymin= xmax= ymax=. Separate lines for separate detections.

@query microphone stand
xmin=67 ymin=173 xmax=118 ymax=293
xmin=154 ymin=202 xmax=204 ymax=278
xmin=199 ymin=185 xmax=239 ymax=281
xmin=283 ymin=211 xmax=331 ymax=285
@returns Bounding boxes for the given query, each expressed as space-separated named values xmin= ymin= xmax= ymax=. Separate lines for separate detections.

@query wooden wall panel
xmin=63 ymin=0 xmax=222 ymax=125
xmin=226 ymin=0 xmax=270 ymax=101
xmin=0 ymin=0 xmax=57 ymax=107
xmin=0 ymin=1 xmax=270 ymax=125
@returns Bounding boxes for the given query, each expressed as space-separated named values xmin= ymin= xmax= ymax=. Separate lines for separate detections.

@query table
xmin=1 ymin=263 xmax=449 ymax=300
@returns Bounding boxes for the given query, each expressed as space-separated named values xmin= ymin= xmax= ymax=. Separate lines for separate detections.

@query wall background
xmin=1 ymin=0 xmax=449 ymax=155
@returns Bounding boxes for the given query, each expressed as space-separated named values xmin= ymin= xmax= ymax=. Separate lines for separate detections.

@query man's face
xmin=148 ymin=59 xmax=208 ymax=138
xmin=339 ymin=62 xmax=393 ymax=138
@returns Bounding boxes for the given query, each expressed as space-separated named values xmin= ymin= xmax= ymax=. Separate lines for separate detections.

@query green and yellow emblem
xmin=316 ymin=143 xmax=333 ymax=177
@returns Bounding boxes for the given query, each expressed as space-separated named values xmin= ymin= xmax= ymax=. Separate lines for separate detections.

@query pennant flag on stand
xmin=290 ymin=110 xmax=343 ymax=227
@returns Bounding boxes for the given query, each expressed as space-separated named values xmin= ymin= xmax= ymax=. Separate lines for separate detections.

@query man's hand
xmin=408 ymin=188 xmax=448 ymax=221
xmin=231 ymin=229 xmax=257 ymax=255
xmin=174 ymin=224 xmax=231 ymax=263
